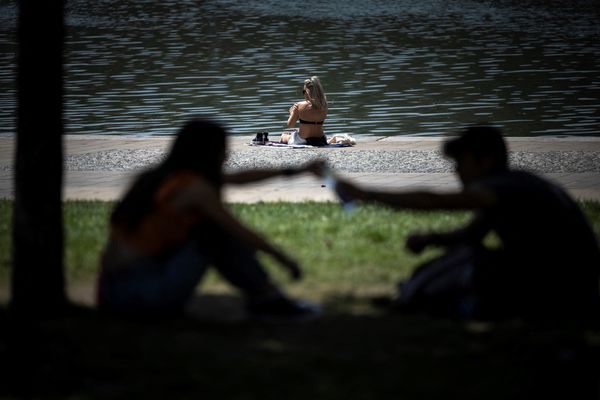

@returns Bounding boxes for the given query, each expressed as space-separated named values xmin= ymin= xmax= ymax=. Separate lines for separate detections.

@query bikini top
xmin=299 ymin=118 xmax=324 ymax=125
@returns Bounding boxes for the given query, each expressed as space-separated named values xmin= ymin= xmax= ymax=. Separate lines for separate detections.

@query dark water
xmin=0 ymin=0 xmax=599 ymax=137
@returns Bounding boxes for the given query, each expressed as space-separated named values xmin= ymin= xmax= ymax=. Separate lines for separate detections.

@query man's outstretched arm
xmin=336 ymin=179 xmax=497 ymax=211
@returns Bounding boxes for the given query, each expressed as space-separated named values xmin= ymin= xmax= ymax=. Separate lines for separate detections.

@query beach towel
xmin=249 ymin=141 xmax=353 ymax=149
xmin=249 ymin=130 xmax=356 ymax=148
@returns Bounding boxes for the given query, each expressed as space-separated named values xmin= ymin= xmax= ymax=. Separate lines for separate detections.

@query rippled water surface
xmin=0 ymin=0 xmax=599 ymax=136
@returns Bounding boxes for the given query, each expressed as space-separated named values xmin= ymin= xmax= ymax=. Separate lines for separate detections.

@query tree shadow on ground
xmin=0 ymin=294 xmax=598 ymax=400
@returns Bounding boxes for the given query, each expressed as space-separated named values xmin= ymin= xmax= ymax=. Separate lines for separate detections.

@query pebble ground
xmin=0 ymin=134 xmax=599 ymax=202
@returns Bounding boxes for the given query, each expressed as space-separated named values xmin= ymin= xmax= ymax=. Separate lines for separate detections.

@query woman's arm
xmin=224 ymin=160 xmax=325 ymax=184
xmin=170 ymin=179 xmax=301 ymax=279
xmin=287 ymin=103 xmax=299 ymax=128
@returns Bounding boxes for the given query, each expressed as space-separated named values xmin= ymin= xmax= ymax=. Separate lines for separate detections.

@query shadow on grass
xmin=0 ymin=294 xmax=598 ymax=400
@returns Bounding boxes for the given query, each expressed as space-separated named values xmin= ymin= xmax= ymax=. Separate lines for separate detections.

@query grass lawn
xmin=1 ymin=200 xmax=479 ymax=301
xmin=1 ymin=200 xmax=599 ymax=399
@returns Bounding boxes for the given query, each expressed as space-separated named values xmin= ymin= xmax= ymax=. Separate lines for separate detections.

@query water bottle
xmin=322 ymin=168 xmax=357 ymax=213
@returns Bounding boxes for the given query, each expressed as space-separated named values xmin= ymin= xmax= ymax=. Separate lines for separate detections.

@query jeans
xmin=98 ymin=228 xmax=270 ymax=314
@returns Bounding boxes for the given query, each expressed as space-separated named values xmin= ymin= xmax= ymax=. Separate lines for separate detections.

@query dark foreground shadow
xmin=0 ymin=294 xmax=598 ymax=400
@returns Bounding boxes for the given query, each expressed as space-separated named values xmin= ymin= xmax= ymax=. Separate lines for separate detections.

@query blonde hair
xmin=304 ymin=76 xmax=328 ymax=111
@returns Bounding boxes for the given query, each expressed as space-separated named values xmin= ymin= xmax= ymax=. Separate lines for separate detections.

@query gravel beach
xmin=1 ymin=135 xmax=599 ymax=174
xmin=47 ymin=147 xmax=600 ymax=175
xmin=1 ymin=135 xmax=599 ymax=201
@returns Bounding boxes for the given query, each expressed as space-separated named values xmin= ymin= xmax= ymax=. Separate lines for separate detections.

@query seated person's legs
xmin=195 ymin=223 xmax=320 ymax=318
xmin=194 ymin=223 xmax=277 ymax=298
xmin=98 ymin=239 xmax=210 ymax=314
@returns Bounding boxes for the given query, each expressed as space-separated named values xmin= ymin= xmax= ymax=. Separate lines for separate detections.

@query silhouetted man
xmin=337 ymin=126 xmax=600 ymax=320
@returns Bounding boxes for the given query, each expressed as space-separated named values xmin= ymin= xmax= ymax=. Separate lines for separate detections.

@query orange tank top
xmin=111 ymin=171 xmax=205 ymax=255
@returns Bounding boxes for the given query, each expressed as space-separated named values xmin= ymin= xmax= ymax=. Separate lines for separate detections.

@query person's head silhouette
xmin=443 ymin=125 xmax=508 ymax=186
xmin=163 ymin=119 xmax=228 ymax=187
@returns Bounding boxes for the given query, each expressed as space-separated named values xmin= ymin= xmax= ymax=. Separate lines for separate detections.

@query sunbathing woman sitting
xmin=281 ymin=76 xmax=328 ymax=146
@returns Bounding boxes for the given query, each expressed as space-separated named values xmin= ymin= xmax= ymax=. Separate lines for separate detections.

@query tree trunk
xmin=12 ymin=0 xmax=66 ymax=314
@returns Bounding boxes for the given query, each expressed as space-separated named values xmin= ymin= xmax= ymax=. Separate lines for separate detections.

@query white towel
xmin=327 ymin=133 xmax=356 ymax=145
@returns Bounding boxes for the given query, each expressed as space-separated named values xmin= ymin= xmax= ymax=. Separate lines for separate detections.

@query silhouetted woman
xmin=97 ymin=119 xmax=321 ymax=318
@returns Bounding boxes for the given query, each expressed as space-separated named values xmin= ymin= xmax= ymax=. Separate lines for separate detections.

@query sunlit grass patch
xmin=1 ymin=199 xmax=599 ymax=309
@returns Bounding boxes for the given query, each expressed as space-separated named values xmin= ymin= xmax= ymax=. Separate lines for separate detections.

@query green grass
xmin=1 ymin=200 xmax=472 ymax=292
xmin=2 ymin=199 xmax=600 ymax=297
xmin=229 ymin=202 xmax=471 ymax=293
xmin=1 ymin=199 xmax=599 ymax=399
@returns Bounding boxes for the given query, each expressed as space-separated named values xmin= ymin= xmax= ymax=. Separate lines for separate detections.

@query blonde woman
xmin=281 ymin=76 xmax=328 ymax=146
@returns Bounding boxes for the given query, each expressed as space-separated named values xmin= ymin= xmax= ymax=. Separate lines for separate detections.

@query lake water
xmin=0 ymin=0 xmax=599 ymax=137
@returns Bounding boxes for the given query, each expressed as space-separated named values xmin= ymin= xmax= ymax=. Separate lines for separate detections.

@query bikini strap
xmin=299 ymin=118 xmax=324 ymax=125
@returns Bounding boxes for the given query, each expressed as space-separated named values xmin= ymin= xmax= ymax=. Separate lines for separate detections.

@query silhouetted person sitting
xmin=97 ymin=118 xmax=321 ymax=319
xmin=336 ymin=125 xmax=600 ymax=321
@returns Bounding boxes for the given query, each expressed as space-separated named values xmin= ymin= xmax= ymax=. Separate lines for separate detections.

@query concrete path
xmin=1 ymin=135 xmax=599 ymax=202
